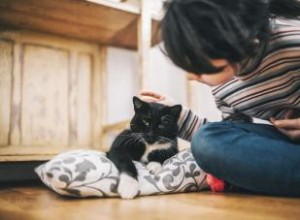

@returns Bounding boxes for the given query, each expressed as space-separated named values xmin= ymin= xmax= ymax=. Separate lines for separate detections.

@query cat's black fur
xmin=107 ymin=96 xmax=181 ymax=198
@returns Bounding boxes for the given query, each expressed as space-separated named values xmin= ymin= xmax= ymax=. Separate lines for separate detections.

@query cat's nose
xmin=146 ymin=139 xmax=155 ymax=144
xmin=145 ymin=134 xmax=155 ymax=144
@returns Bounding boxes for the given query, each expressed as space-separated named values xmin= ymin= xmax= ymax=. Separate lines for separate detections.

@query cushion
xmin=35 ymin=148 xmax=208 ymax=198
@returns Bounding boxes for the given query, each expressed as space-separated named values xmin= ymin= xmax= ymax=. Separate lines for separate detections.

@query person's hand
xmin=139 ymin=90 xmax=187 ymax=122
xmin=138 ymin=90 xmax=177 ymax=106
xmin=271 ymin=109 xmax=300 ymax=142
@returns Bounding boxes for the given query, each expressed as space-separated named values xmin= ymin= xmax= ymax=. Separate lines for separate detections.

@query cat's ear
xmin=168 ymin=105 xmax=182 ymax=119
xmin=133 ymin=96 xmax=149 ymax=112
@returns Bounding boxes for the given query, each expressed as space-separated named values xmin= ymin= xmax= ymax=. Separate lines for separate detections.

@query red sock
xmin=207 ymin=174 xmax=225 ymax=192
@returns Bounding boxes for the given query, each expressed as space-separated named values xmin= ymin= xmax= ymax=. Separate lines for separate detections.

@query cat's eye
xmin=142 ymin=119 xmax=149 ymax=126
xmin=158 ymin=124 xmax=164 ymax=129
xmin=161 ymin=116 xmax=173 ymax=124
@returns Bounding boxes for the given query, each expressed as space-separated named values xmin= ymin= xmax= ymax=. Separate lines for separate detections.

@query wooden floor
xmin=1 ymin=183 xmax=300 ymax=220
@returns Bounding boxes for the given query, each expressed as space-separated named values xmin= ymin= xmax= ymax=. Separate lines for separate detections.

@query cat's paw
xmin=118 ymin=173 xmax=139 ymax=199
xmin=147 ymin=162 xmax=163 ymax=176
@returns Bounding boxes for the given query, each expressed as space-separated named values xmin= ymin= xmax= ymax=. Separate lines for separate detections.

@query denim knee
xmin=191 ymin=122 xmax=227 ymax=172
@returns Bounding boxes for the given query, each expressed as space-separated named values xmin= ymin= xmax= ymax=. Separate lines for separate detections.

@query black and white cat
xmin=107 ymin=96 xmax=182 ymax=199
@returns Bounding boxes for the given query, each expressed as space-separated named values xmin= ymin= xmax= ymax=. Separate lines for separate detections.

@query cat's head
xmin=130 ymin=96 xmax=182 ymax=144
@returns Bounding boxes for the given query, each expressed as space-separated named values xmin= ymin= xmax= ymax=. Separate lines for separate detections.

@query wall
xmin=106 ymin=45 xmax=221 ymax=124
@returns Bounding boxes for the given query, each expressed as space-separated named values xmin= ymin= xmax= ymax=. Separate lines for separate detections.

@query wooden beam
xmin=99 ymin=47 xmax=108 ymax=148
xmin=86 ymin=0 xmax=140 ymax=14
xmin=138 ymin=0 xmax=152 ymax=90
xmin=102 ymin=120 xmax=130 ymax=134
xmin=0 ymin=0 xmax=141 ymax=49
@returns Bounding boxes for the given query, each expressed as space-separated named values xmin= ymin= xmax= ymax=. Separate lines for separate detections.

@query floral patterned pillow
xmin=35 ymin=148 xmax=208 ymax=198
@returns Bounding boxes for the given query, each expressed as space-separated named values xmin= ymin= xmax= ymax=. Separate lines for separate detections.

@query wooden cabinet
xmin=0 ymin=31 xmax=103 ymax=161
xmin=0 ymin=0 xmax=160 ymax=162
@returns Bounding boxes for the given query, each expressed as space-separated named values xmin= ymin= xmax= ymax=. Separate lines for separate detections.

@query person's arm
xmin=266 ymin=24 xmax=300 ymax=142
xmin=271 ymin=109 xmax=300 ymax=142
xmin=177 ymin=107 xmax=207 ymax=141
xmin=139 ymin=90 xmax=208 ymax=142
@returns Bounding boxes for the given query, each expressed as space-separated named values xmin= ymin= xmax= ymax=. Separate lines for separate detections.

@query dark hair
xmin=161 ymin=0 xmax=300 ymax=75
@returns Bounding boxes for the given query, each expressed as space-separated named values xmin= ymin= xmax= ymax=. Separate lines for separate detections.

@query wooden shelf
xmin=102 ymin=120 xmax=130 ymax=133
xmin=86 ymin=0 xmax=140 ymax=14
xmin=0 ymin=0 xmax=160 ymax=50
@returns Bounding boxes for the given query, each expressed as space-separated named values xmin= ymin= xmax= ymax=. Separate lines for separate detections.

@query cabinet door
xmin=0 ymin=40 xmax=12 ymax=147
xmin=0 ymin=31 xmax=103 ymax=161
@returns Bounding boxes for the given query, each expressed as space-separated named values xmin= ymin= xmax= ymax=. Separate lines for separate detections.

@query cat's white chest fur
xmin=141 ymin=142 xmax=172 ymax=163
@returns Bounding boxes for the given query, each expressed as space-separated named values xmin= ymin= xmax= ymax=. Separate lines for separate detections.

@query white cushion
xmin=35 ymin=148 xmax=208 ymax=198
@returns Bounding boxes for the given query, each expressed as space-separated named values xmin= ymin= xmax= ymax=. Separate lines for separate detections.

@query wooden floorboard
xmin=0 ymin=184 xmax=300 ymax=220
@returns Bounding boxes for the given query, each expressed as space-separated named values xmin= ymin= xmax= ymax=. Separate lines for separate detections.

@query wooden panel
xmin=0 ymin=145 xmax=86 ymax=162
xmin=86 ymin=0 xmax=140 ymax=14
xmin=0 ymin=0 xmax=160 ymax=50
xmin=0 ymin=30 xmax=104 ymax=161
xmin=76 ymin=53 xmax=92 ymax=146
xmin=0 ymin=8 xmax=113 ymax=43
xmin=0 ymin=0 xmax=144 ymax=49
xmin=0 ymin=40 xmax=13 ymax=146
xmin=10 ymin=43 xmax=22 ymax=146
xmin=110 ymin=18 xmax=160 ymax=50
xmin=91 ymin=47 xmax=105 ymax=149
xmin=69 ymin=51 xmax=78 ymax=145
xmin=138 ymin=0 xmax=152 ymax=90
xmin=21 ymin=45 xmax=69 ymax=146
xmin=0 ymin=0 xmax=137 ymax=30
xmin=97 ymin=47 xmax=108 ymax=149
xmin=69 ymin=51 xmax=93 ymax=147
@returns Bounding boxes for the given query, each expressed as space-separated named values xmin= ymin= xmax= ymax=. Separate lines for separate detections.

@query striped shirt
xmin=178 ymin=22 xmax=300 ymax=141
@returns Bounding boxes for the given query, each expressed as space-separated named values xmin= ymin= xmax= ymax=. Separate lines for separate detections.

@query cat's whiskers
xmin=129 ymin=133 xmax=145 ymax=146
xmin=117 ymin=134 xmax=137 ymax=146
xmin=158 ymin=136 xmax=176 ymax=145
xmin=118 ymin=133 xmax=142 ymax=140
xmin=118 ymin=133 xmax=137 ymax=138
xmin=135 ymin=136 xmax=145 ymax=146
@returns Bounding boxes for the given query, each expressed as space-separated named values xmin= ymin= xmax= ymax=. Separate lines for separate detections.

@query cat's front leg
xmin=146 ymin=147 xmax=178 ymax=176
xmin=146 ymin=161 xmax=163 ymax=176
xmin=107 ymin=146 xmax=139 ymax=199
xmin=118 ymin=173 xmax=139 ymax=199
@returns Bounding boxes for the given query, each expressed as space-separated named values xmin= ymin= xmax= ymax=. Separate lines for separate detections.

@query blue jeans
xmin=191 ymin=121 xmax=300 ymax=196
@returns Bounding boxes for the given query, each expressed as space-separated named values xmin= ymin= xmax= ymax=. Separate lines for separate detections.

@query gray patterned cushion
xmin=35 ymin=148 xmax=208 ymax=198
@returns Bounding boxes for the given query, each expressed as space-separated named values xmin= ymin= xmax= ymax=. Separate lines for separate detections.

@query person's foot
xmin=207 ymin=174 xmax=251 ymax=193
xmin=207 ymin=174 xmax=225 ymax=192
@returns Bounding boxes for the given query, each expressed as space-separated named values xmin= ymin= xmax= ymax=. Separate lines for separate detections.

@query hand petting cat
xmin=139 ymin=90 xmax=177 ymax=106
xmin=271 ymin=109 xmax=300 ymax=142
xmin=139 ymin=90 xmax=187 ymax=123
